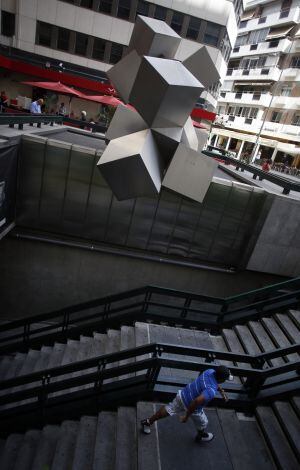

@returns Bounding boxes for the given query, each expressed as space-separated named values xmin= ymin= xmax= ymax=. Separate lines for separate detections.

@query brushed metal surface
xmin=128 ymin=15 xmax=181 ymax=59
xmin=162 ymin=143 xmax=216 ymax=203
xmin=181 ymin=117 xmax=199 ymax=151
xmin=107 ymin=50 xmax=141 ymax=103
xmin=105 ymin=105 xmax=147 ymax=142
xmin=98 ymin=130 xmax=163 ymax=200
xmin=183 ymin=45 xmax=221 ymax=89
xmin=130 ymin=56 xmax=203 ymax=128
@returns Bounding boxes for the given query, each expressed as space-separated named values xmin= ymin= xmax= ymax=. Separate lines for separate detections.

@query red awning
xmin=192 ymin=120 xmax=208 ymax=129
xmin=80 ymin=94 xmax=123 ymax=106
xmin=22 ymin=81 xmax=84 ymax=97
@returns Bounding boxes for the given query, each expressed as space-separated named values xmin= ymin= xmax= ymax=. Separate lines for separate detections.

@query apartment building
xmin=0 ymin=0 xmax=241 ymax=117
xmin=212 ymin=0 xmax=300 ymax=168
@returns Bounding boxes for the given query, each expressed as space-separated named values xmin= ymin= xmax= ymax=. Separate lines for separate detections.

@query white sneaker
xmin=195 ymin=432 xmax=214 ymax=443
xmin=141 ymin=419 xmax=151 ymax=434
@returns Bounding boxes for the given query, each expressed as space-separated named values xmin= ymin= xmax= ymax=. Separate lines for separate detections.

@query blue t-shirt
xmin=180 ymin=369 xmax=218 ymax=412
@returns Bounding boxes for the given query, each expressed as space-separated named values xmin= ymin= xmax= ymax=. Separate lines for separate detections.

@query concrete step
xmin=115 ymin=407 xmax=137 ymax=470
xmin=135 ymin=323 xmax=151 ymax=376
xmin=120 ymin=326 xmax=136 ymax=379
xmin=12 ymin=429 xmax=41 ymax=470
xmin=136 ymin=402 xmax=161 ymax=470
xmin=2 ymin=353 xmax=26 ymax=381
xmin=18 ymin=349 xmax=40 ymax=377
xmin=261 ymin=317 xmax=298 ymax=362
xmin=256 ymin=406 xmax=299 ymax=470
xmin=275 ymin=313 xmax=300 ymax=344
xmin=51 ymin=339 xmax=80 ymax=397
xmin=273 ymin=401 xmax=300 ymax=462
xmin=105 ymin=330 xmax=121 ymax=384
xmin=1 ymin=434 xmax=23 ymax=470
xmin=92 ymin=411 xmax=117 ymax=470
xmin=288 ymin=310 xmax=300 ymax=329
xmin=31 ymin=425 xmax=60 ymax=470
xmin=70 ymin=336 xmax=94 ymax=392
xmin=0 ymin=356 xmax=13 ymax=382
xmin=210 ymin=334 xmax=241 ymax=384
xmin=218 ymin=409 xmax=275 ymax=470
xmin=234 ymin=324 xmax=262 ymax=356
xmin=248 ymin=321 xmax=284 ymax=367
xmin=47 ymin=342 xmax=66 ymax=369
xmin=51 ymin=420 xmax=79 ymax=470
xmin=72 ymin=416 xmax=97 ymax=470
xmin=222 ymin=328 xmax=250 ymax=373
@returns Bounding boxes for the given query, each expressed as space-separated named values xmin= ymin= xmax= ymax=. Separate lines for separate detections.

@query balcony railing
xmin=219 ymin=91 xmax=272 ymax=107
xmin=226 ymin=66 xmax=281 ymax=81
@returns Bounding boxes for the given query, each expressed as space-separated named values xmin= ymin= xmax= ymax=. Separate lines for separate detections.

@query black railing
xmin=204 ymin=148 xmax=300 ymax=195
xmin=62 ymin=116 xmax=107 ymax=133
xmin=0 ymin=341 xmax=299 ymax=435
xmin=0 ymin=113 xmax=63 ymax=130
xmin=1 ymin=279 xmax=300 ymax=353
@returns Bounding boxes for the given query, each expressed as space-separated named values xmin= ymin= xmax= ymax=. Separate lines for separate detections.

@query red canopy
xmin=22 ymin=81 xmax=84 ymax=97
xmin=81 ymin=94 xmax=123 ymax=107
xmin=192 ymin=120 xmax=208 ymax=129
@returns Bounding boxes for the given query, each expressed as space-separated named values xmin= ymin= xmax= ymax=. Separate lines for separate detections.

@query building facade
xmin=211 ymin=0 xmax=300 ymax=168
xmin=0 ymin=0 xmax=241 ymax=116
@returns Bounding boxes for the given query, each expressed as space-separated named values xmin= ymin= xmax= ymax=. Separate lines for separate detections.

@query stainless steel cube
xmin=130 ymin=56 xmax=203 ymax=128
xmin=162 ymin=143 xmax=216 ymax=203
xmin=181 ymin=117 xmax=198 ymax=151
xmin=152 ymin=127 xmax=183 ymax=164
xmin=183 ymin=45 xmax=221 ymax=89
xmin=106 ymin=105 xmax=147 ymax=142
xmin=97 ymin=130 xmax=163 ymax=200
xmin=128 ymin=15 xmax=181 ymax=59
xmin=107 ymin=50 xmax=142 ymax=103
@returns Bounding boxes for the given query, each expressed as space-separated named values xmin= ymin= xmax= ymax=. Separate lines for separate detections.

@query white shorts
xmin=165 ymin=392 xmax=208 ymax=431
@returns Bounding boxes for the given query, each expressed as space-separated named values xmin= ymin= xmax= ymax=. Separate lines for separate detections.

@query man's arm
xmin=218 ymin=385 xmax=229 ymax=402
xmin=180 ymin=394 xmax=206 ymax=423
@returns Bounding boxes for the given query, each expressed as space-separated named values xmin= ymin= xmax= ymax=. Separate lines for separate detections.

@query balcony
xmin=226 ymin=66 xmax=281 ymax=81
xmin=231 ymin=38 xmax=292 ymax=58
xmin=238 ymin=6 xmax=300 ymax=34
xmin=281 ymin=67 xmax=300 ymax=82
xmin=219 ymin=114 xmax=262 ymax=131
xmin=271 ymin=96 xmax=300 ymax=110
xmin=218 ymin=91 xmax=272 ymax=107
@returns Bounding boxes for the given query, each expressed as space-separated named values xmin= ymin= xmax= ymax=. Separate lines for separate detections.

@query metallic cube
xmin=128 ymin=15 xmax=181 ymax=59
xmin=162 ymin=143 xmax=216 ymax=203
xmin=106 ymin=105 xmax=147 ymax=142
xmin=183 ymin=45 xmax=221 ymax=89
xmin=152 ymin=127 xmax=183 ymax=164
xmin=97 ymin=130 xmax=163 ymax=200
xmin=130 ymin=56 xmax=203 ymax=128
xmin=107 ymin=50 xmax=142 ymax=103
xmin=181 ymin=117 xmax=198 ymax=151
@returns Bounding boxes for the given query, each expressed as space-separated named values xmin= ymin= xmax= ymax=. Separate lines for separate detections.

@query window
xmin=240 ymin=20 xmax=248 ymax=28
xmin=75 ymin=32 xmax=88 ymax=55
xmin=171 ymin=12 xmax=184 ymax=34
xmin=117 ymin=0 xmax=131 ymax=20
xmin=36 ymin=21 xmax=53 ymax=47
xmin=186 ymin=17 xmax=201 ymax=40
xmin=80 ymin=0 xmax=93 ymax=8
xmin=271 ymin=111 xmax=282 ymax=123
xmin=280 ymin=0 xmax=291 ymax=18
xmin=110 ymin=43 xmax=123 ymax=64
xmin=57 ymin=28 xmax=70 ymax=51
xmin=249 ymin=27 xmax=269 ymax=45
xmin=268 ymin=39 xmax=279 ymax=48
xmin=281 ymin=86 xmax=292 ymax=96
xmin=235 ymin=34 xmax=248 ymax=47
xmin=291 ymin=56 xmax=300 ymax=68
xmin=99 ymin=0 xmax=113 ymax=14
xmin=136 ymin=1 xmax=149 ymax=17
xmin=92 ymin=37 xmax=106 ymax=60
xmin=204 ymin=21 xmax=221 ymax=47
xmin=154 ymin=5 xmax=167 ymax=21
xmin=292 ymin=114 xmax=300 ymax=126
xmin=258 ymin=16 xmax=266 ymax=24
xmin=1 ymin=10 xmax=15 ymax=37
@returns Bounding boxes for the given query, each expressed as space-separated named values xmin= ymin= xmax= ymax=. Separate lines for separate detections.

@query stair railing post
xmin=38 ymin=373 xmax=51 ymax=410
xmin=244 ymin=372 xmax=265 ymax=399
xmin=62 ymin=311 xmax=70 ymax=336
xmin=23 ymin=322 xmax=30 ymax=344
xmin=146 ymin=345 xmax=162 ymax=389
xmin=180 ymin=297 xmax=191 ymax=319
xmin=142 ymin=290 xmax=151 ymax=316
xmin=94 ymin=359 xmax=106 ymax=392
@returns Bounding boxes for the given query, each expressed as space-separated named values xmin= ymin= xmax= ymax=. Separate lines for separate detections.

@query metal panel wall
xmin=17 ymin=137 xmax=268 ymax=269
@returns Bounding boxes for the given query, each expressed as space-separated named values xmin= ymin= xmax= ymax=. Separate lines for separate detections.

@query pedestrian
xmin=30 ymin=98 xmax=44 ymax=114
xmin=0 ymin=90 xmax=8 ymax=112
xmin=80 ymin=110 xmax=87 ymax=129
xmin=58 ymin=102 xmax=67 ymax=116
xmin=262 ymin=159 xmax=271 ymax=172
xmin=141 ymin=365 xmax=232 ymax=443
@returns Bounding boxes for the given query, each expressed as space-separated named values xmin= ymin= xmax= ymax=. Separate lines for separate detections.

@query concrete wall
xmin=247 ymin=195 xmax=300 ymax=277
xmin=0 ymin=237 xmax=285 ymax=321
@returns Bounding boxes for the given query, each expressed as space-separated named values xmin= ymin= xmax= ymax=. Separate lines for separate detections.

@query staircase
xmin=0 ymin=308 xmax=300 ymax=469
xmin=0 ymin=401 xmax=280 ymax=470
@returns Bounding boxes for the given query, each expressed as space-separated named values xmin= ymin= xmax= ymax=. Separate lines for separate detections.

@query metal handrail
xmin=0 ymin=113 xmax=63 ymax=129
xmin=0 ymin=281 xmax=299 ymax=352
xmin=204 ymin=149 xmax=300 ymax=195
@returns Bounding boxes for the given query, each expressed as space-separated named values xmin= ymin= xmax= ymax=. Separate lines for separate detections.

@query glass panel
xmin=80 ymin=0 xmax=93 ymax=8
xmin=154 ymin=5 xmax=167 ymax=21
xmin=136 ymin=0 xmax=149 ymax=17
xmin=110 ymin=43 xmax=123 ymax=64
xmin=37 ymin=21 xmax=52 ymax=47
xmin=117 ymin=0 xmax=131 ymax=19
xmin=92 ymin=38 xmax=106 ymax=60
xmin=99 ymin=0 xmax=113 ymax=14
xmin=171 ymin=11 xmax=184 ymax=35
xmin=75 ymin=32 xmax=88 ymax=55
xmin=204 ymin=21 xmax=221 ymax=47
xmin=57 ymin=28 xmax=70 ymax=51
xmin=1 ymin=10 xmax=15 ymax=37
xmin=186 ymin=17 xmax=201 ymax=40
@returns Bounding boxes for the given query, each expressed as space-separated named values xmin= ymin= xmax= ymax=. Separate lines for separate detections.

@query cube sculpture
xmin=98 ymin=15 xmax=217 ymax=202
